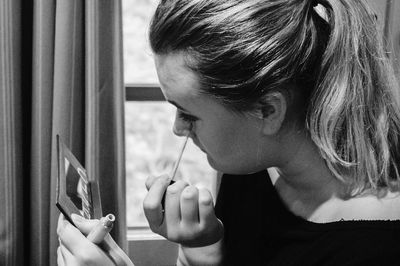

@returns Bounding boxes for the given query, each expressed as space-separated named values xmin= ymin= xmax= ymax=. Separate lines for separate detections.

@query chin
xmin=206 ymin=154 xmax=263 ymax=175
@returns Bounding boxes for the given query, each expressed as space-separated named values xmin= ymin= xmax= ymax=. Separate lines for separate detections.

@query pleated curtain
xmin=0 ymin=0 xmax=127 ymax=265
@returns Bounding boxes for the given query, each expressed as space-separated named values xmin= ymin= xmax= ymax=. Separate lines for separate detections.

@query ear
xmin=260 ymin=92 xmax=287 ymax=135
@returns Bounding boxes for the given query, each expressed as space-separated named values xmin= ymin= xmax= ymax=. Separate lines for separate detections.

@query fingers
xmin=143 ymin=176 xmax=225 ymax=247
xmin=164 ymin=181 xmax=189 ymax=225
xmin=58 ymin=241 xmax=116 ymax=266
xmin=180 ymin=186 xmax=199 ymax=225
xmin=198 ymin=188 xmax=224 ymax=244
xmin=198 ymin=188 xmax=216 ymax=226
xmin=57 ymin=212 xmax=100 ymax=237
xmin=58 ymin=245 xmax=77 ymax=266
xmin=57 ymin=246 xmax=65 ymax=266
xmin=57 ymin=214 xmax=121 ymax=266
xmin=143 ymin=175 xmax=171 ymax=229
xmin=71 ymin=214 xmax=100 ymax=235
xmin=58 ymin=214 xmax=96 ymax=255
xmin=145 ymin=174 xmax=170 ymax=190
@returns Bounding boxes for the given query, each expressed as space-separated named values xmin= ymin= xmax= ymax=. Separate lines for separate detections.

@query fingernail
xmin=162 ymin=175 xmax=172 ymax=184
xmin=71 ymin=213 xmax=84 ymax=223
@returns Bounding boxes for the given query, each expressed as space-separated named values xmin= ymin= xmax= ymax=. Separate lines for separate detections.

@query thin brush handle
xmin=170 ymin=134 xmax=190 ymax=181
xmin=162 ymin=133 xmax=190 ymax=209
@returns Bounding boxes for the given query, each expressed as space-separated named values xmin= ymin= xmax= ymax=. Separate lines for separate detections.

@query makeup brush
xmin=170 ymin=132 xmax=190 ymax=181
xmin=161 ymin=129 xmax=191 ymax=209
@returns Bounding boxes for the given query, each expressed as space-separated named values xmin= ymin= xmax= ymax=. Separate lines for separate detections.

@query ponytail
xmin=308 ymin=0 xmax=400 ymax=195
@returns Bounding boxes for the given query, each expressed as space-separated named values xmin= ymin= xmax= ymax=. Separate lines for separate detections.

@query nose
xmin=173 ymin=114 xmax=192 ymax=137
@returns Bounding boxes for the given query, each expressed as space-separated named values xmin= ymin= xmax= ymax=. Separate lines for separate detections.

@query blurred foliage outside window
xmin=123 ymin=0 xmax=158 ymax=84
xmin=123 ymin=0 xmax=217 ymax=227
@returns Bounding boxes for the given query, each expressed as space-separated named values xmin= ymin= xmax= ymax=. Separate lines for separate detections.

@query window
xmin=125 ymin=101 xmax=217 ymax=227
xmin=123 ymin=0 xmax=159 ymax=84
xmin=122 ymin=1 xmax=218 ymax=261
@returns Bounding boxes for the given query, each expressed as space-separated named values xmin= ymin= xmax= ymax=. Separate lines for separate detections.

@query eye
xmin=177 ymin=110 xmax=198 ymax=122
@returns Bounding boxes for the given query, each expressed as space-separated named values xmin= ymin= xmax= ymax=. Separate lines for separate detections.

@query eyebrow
xmin=167 ymin=100 xmax=189 ymax=112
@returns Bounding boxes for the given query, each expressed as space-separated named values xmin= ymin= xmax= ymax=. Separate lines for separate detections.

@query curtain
xmin=0 ymin=0 xmax=127 ymax=265
xmin=0 ymin=1 xmax=24 ymax=265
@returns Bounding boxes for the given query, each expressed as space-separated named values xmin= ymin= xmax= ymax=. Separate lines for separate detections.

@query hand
xmin=143 ymin=175 xmax=224 ymax=247
xmin=57 ymin=214 xmax=123 ymax=266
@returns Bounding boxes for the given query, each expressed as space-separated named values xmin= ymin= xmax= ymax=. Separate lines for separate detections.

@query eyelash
xmin=177 ymin=110 xmax=198 ymax=122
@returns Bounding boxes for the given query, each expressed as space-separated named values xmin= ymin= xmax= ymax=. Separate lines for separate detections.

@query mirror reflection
xmin=65 ymin=157 xmax=91 ymax=218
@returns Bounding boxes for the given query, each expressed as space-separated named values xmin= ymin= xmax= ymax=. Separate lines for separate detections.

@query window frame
xmin=125 ymin=84 xmax=164 ymax=101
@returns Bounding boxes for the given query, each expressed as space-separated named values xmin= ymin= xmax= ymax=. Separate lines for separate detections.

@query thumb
xmin=71 ymin=214 xmax=99 ymax=235
xmin=145 ymin=174 xmax=170 ymax=190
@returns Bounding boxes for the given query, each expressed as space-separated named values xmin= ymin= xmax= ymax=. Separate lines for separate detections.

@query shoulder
xmin=309 ymin=190 xmax=400 ymax=223
xmin=337 ymin=191 xmax=400 ymax=221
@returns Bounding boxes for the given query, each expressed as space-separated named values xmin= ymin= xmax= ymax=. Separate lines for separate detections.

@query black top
xmin=215 ymin=170 xmax=400 ymax=266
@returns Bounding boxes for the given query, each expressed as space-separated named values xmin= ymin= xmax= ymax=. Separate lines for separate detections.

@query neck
xmin=268 ymin=130 xmax=346 ymax=220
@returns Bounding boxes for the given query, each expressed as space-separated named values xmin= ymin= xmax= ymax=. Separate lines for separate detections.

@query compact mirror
xmin=56 ymin=135 xmax=102 ymax=226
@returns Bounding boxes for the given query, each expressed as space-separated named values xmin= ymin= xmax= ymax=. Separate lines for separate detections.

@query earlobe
xmin=261 ymin=92 xmax=287 ymax=135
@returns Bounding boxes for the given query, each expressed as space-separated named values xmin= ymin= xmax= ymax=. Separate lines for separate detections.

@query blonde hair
xmin=307 ymin=0 xmax=400 ymax=195
xmin=149 ymin=0 xmax=400 ymax=195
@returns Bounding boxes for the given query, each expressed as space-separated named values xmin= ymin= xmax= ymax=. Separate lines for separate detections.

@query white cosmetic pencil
xmin=86 ymin=213 xmax=115 ymax=244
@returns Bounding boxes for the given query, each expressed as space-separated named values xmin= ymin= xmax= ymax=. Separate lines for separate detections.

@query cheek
xmin=194 ymin=122 xmax=234 ymax=157
xmin=194 ymin=123 xmax=259 ymax=173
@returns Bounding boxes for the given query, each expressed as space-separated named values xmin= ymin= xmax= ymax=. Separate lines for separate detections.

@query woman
xmin=57 ymin=0 xmax=400 ymax=265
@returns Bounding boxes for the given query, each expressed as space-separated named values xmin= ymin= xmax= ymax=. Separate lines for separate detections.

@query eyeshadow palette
xmin=55 ymin=135 xmax=102 ymax=226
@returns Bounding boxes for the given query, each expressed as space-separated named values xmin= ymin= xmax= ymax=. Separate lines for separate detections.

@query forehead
xmin=154 ymin=53 xmax=200 ymax=100
xmin=154 ymin=52 xmax=243 ymax=121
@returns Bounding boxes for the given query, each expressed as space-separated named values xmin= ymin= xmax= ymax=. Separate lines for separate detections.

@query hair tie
xmin=311 ymin=0 xmax=329 ymax=23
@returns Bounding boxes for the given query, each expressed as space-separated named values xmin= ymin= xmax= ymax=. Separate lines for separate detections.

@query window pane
xmin=122 ymin=0 xmax=159 ymax=84
xmin=125 ymin=102 xmax=217 ymax=227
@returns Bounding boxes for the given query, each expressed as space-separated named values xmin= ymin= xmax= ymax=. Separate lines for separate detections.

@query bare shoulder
xmin=339 ymin=191 xmax=400 ymax=221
